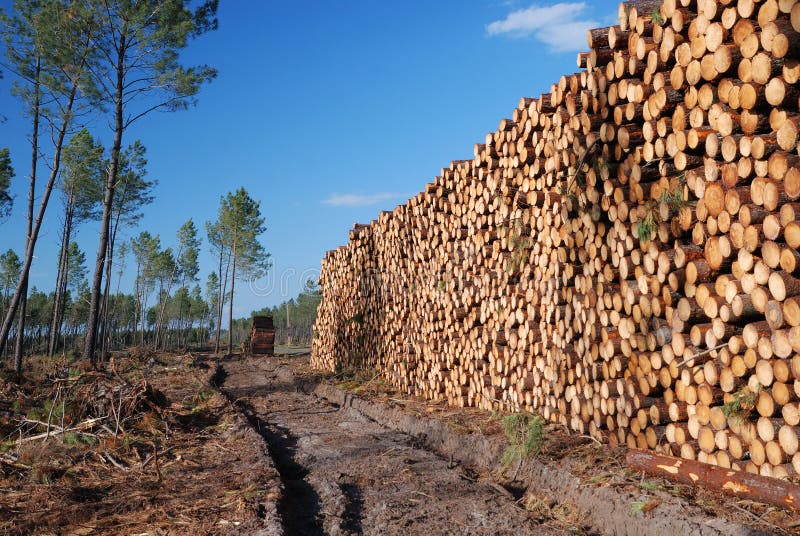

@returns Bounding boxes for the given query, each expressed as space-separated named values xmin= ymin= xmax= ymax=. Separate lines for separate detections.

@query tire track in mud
xmin=217 ymin=357 xmax=556 ymax=536
xmin=339 ymin=481 xmax=364 ymax=534
xmin=217 ymin=364 xmax=325 ymax=535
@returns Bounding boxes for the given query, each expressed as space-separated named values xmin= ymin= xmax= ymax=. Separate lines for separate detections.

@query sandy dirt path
xmin=220 ymin=356 xmax=561 ymax=536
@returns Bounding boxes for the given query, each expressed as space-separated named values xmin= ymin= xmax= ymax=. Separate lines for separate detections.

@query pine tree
xmin=0 ymin=249 xmax=20 ymax=360
xmin=213 ymin=188 xmax=270 ymax=354
xmin=83 ymin=0 xmax=218 ymax=364
xmin=0 ymin=1 xmax=99 ymax=371
xmin=175 ymin=220 xmax=201 ymax=346
xmin=131 ymin=231 xmax=160 ymax=347
xmin=99 ymin=141 xmax=155 ymax=358
xmin=49 ymin=129 xmax=103 ymax=356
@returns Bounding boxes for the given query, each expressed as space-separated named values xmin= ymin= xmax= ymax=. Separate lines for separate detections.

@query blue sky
xmin=0 ymin=1 xmax=618 ymax=322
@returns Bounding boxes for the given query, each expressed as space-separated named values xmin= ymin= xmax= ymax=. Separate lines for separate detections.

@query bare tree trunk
xmin=214 ymin=247 xmax=230 ymax=354
xmin=85 ymin=38 xmax=126 ymax=365
xmin=133 ymin=262 xmax=145 ymax=347
xmin=227 ymin=238 xmax=237 ymax=355
xmin=139 ymin=294 xmax=148 ymax=347
xmin=1 ymin=65 xmax=77 ymax=365
xmin=113 ymin=254 xmax=128 ymax=351
xmin=49 ymin=202 xmax=73 ymax=356
xmin=177 ymin=276 xmax=187 ymax=348
xmin=154 ymin=250 xmax=181 ymax=350
xmin=99 ymin=239 xmax=113 ymax=359
xmin=10 ymin=59 xmax=41 ymax=373
xmin=13 ymin=290 xmax=26 ymax=371
xmin=99 ymin=214 xmax=121 ymax=359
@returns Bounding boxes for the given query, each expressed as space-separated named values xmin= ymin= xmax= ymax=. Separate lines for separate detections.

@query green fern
xmin=507 ymin=223 xmax=533 ymax=273
xmin=722 ymin=386 xmax=759 ymax=424
xmin=660 ymin=187 xmax=686 ymax=213
xmin=346 ymin=313 xmax=364 ymax=326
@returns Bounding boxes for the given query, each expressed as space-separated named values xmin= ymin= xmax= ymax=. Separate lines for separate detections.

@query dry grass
xmin=521 ymin=491 xmax=593 ymax=535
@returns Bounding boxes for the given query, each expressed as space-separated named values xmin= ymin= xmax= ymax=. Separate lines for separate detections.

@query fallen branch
xmin=626 ymin=449 xmax=800 ymax=511
xmin=0 ymin=454 xmax=31 ymax=470
xmin=21 ymin=418 xmax=65 ymax=433
xmin=152 ymin=443 xmax=162 ymax=482
xmin=14 ymin=417 xmax=105 ymax=445
xmin=729 ymin=502 xmax=789 ymax=535
xmin=141 ymin=445 xmax=175 ymax=469
xmin=104 ymin=452 xmax=127 ymax=471
xmin=674 ymin=343 xmax=728 ymax=369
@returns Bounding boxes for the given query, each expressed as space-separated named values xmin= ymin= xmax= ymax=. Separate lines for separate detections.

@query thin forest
xmin=0 ymin=1 xmax=280 ymax=367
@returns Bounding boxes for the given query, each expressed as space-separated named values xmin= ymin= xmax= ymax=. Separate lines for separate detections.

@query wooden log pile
xmin=250 ymin=316 xmax=275 ymax=356
xmin=312 ymin=0 xmax=800 ymax=480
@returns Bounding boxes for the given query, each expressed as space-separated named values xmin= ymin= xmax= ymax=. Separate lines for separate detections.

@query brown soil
xmin=235 ymin=353 xmax=797 ymax=536
xmin=0 ymin=353 xmax=281 ymax=535
xmin=220 ymin=355 xmax=570 ymax=535
xmin=4 ymin=350 xmax=798 ymax=535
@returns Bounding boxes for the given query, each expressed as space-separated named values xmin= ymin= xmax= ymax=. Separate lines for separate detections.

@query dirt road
xmin=220 ymin=356 xmax=560 ymax=536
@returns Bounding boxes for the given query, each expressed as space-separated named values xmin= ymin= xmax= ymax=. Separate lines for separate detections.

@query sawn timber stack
xmin=312 ymin=0 xmax=800 ymax=481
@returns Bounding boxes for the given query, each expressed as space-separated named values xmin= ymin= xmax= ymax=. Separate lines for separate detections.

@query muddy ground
xmin=221 ymin=356 xmax=560 ymax=536
xmin=221 ymin=353 xmax=800 ymax=536
xmin=3 ymin=350 xmax=799 ymax=535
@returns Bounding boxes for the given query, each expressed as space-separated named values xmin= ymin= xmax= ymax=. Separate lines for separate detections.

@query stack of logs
xmin=312 ymin=0 xmax=800 ymax=480
xmin=250 ymin=316 xmax=275 ymax=356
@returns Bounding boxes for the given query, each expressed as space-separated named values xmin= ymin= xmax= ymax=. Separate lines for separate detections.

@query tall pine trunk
xmin=0 ymin=67 xmax=77 ymax=366
xmin=99 ymin=243 xmax=112 ymax=358
xmin=85 ymin=36 xmax=126 ymax=364
xmin=49 ymin=200 xmax=74 ymax=356
xmin=154 ymin=254 xmax=180 ymax=350
xmin=100 ymin=211 xmax=122 ymax=359
xmin=227 ymin=237 xmax=237 ymax=355
xmin=12 ymin=59 xmax=40 ymax=373
xmin=214 ymin=247 xmax=230 ymax=354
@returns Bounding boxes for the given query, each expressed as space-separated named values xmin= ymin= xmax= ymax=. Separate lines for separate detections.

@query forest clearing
xmin=4 ymin=350 xmax=795 ymax=534
xmin=5 ymin=0 xmax=800 ymax=534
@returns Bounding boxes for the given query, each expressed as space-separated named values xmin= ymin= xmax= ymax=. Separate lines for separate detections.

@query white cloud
xmin=487 ymin=2 xmax=599 ymax=52
xmin=322 ymin=192 xmax=400 ymax=207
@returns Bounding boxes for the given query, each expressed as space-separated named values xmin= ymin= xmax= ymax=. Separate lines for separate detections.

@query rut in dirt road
xmin=237 ymin=399 xmax=325 ymax=535
xmin=220 ymin=356 xmax=562 ymax=536
xmin=216 ymin=362 xmax=324 ymax=535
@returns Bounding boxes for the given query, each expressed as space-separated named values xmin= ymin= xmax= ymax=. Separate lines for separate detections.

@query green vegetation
xmin=722 ymin=386 xmax=759 ymax=424
xmin=629 ymin=500 xmax=648 ymax=517
xmin=635 ymin=211 xmax=657 ymax=244
xmin=500 ymin=412 xmax=547 ymax=468
xmin=0 ymin=148 xmax=13 ymax=220
xmin=634 ymin=181 xmax=687 ymax=243
xmin=651 ymin=10 xmax=664 ymax=25
xmin=639 ymin=479 xmax=662 ymax=492
xmin=63 ymin=432 xmax=96 ymax=446
xmin=508 ymin=221 xmax=534 ymax=274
